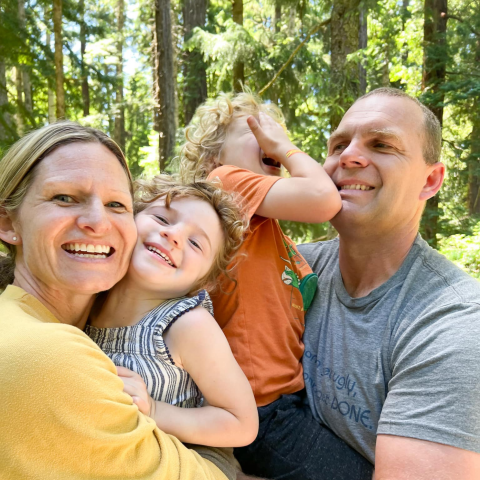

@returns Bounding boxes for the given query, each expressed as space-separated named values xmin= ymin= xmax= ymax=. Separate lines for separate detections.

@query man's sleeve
xmin=6 ymin=324 xmax=227 ymax=480
xmin=377 ymin=301 xmax=480 ymax=454
xmin=208 ymin=165 xmax=281 ymax=221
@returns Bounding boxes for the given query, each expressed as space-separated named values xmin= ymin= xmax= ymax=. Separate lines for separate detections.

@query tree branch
xmin=445 ymin=13 xmax=480 ymax=36
xmin=259 ymin=17 xmax=331 ymax=96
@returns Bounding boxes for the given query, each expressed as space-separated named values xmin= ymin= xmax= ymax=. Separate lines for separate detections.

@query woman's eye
xmin=107 ymin=201 xmax=125 ymax=209
xmin=154 ymin=215 xmax=169 ymax=224
xmin=53 ymin=194 xmax=74 ymax=203
xmin=189 ymin=239 xmax=202 ymax=251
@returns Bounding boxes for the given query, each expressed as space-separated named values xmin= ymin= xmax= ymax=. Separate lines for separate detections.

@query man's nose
xmin=339 ymin=142 xmax=369 ymax=169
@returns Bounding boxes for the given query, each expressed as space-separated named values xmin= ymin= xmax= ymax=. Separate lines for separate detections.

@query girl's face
xmin=128 ymin=196 xmax=223 ymax=298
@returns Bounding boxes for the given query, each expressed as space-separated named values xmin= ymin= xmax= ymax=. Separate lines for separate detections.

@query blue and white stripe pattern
xmin=86 ymin=290 xmax=213 ymax=408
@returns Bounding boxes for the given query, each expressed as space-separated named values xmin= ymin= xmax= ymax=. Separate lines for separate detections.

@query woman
xmin=0 ymin=122 xmax=227 ymax=480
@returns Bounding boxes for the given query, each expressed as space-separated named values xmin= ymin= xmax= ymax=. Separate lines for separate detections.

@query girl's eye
xmin=189 ymin=239 xmax=202 ymax=251
xmin=154 ymin=215 xmax=169 ymax=225
xmin=53 ymin=194 xmax=74 ymax=203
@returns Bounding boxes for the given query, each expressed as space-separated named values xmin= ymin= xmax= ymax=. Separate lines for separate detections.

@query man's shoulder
xmin=298 ymin=238 xmax=339 ymax=270
xmin=408 ymin=237 xmax=480 ymax=307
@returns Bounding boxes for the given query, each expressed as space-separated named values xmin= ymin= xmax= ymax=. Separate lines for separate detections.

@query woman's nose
xmin=77 ymin=200 xmax=111 ymax=234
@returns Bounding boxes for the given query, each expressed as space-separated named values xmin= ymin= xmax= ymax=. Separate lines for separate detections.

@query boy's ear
xmin=0 ymin=209 xmax=21 ymax=246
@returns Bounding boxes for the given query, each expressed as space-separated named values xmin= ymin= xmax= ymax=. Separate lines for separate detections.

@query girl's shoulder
xmin=148 ymin=290 xmax=213 ymax=334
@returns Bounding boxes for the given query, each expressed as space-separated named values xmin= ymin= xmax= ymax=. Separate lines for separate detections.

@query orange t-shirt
xmin=208 ymin=165 xmax=314 ymax=406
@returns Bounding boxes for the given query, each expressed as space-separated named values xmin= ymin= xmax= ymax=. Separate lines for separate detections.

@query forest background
xmin=0 ymin=0 xmax=479 ymax=278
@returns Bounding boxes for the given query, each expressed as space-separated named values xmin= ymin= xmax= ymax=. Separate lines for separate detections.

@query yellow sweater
xmin=0 ymin=286 xmax=227 ymax=480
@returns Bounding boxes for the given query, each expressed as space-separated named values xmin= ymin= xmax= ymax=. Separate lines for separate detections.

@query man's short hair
xmin=355 ymin=88 xmax=442 ymax=165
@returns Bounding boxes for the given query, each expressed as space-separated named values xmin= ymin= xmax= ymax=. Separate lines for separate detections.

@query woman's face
xmin=12 ymin=143 xmax=137 ymax=296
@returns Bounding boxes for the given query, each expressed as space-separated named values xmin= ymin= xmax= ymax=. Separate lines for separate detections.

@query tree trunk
xmin=401 ymin=0 xmax=411 ymax=62
xmin=53 ymin=0 xmax=65 ymax=119
xmin=330 ymin=0 xmax=361 ymax=130
xmin=79 ymin=0 xmax=90 ymax=117
xmin=274 ymin=1 xmax=281 ymax=33
xmin=232 ymin=0 xmax=244 ymax=92
xmin=358 ymin=4 xmax=367 ymax=95
xmin=114 ymin=0 xmax=125 ymax=152
xmin=18 ymin=0 xmax=33 ymax=125
xmin=153 ymin=0 xmax=176 ymax=170
xmin=183 ymin=0 xmax=207 ymax=125
xmin=467 ymin=41 xmax=480 ymax=216
xmin=14 ymin=66 xmax=24 ymax=136
xmin=421 ymin=0 xmax=447 ymax=248
xmin=0 ymin=59 xmax=11 ymax=141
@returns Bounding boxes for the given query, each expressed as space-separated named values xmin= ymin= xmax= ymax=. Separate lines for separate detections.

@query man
xmin=238 ymin=88 xmax=480 ymax=480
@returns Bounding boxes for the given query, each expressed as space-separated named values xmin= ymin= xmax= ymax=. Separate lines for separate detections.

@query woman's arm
xmin=120 ymin=306 xmax=258 ymax=447
xmin=2 ymin=316 xmax=225 ymax=480
xmin=250 ymin=113 xmax=342 ymax=223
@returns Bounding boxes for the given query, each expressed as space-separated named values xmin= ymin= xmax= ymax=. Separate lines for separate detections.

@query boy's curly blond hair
xmin=134 ymin=175 xmax=246 ymax=294
xmin=179 ymin=91 xmax=286 ymax=183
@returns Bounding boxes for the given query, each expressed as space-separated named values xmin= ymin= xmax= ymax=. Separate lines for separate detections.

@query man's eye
xmin=374 ymin=143 xmax=389 ymax=149
xmin=333 ymin=144 xmax=346 ymax=152
xmin=53 ymin=194 xmax=74 ymax=203
xmin=189 ymin=239 xmax=202 ymax=251
xmin=154 ymin=215 xmax=169 ymax=224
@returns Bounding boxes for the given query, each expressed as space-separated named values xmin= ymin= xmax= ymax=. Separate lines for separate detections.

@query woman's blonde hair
xmin=0 ymin=121 xmax=132 ymax=289
xmin=179 ymin=91 xmax=286 ymax=183
xmin=134 ymin=175 xmax=246 ymax=293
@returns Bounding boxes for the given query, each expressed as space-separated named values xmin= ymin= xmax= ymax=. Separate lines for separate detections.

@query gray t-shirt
xmin=298 ymin=235 xmax=480 ymax=463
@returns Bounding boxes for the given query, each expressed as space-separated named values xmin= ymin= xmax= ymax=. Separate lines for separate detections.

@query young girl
xmin=85 ymin=176 xmax=258 ymax=477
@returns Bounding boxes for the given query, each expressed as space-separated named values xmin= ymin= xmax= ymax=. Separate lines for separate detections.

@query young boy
xmin=179 ymin=92 xmax=342 ymax=475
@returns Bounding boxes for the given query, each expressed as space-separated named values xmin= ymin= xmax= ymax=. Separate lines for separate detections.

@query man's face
xmin=324 ymin=95 xmax=439 ymax=236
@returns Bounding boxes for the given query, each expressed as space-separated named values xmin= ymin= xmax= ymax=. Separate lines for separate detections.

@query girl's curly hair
xmin=178 ymin=91 xmax=286 ymax=183
xmin=134 ymin=175 xmax=247 ymax=294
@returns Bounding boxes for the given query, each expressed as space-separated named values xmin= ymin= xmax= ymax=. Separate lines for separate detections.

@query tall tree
xmin=0 ymin=59 xmax=11 ymax=141
xmin=467 ymin=39 xmax=480 ymax=215
xmin=18 ymin=0 xmax=33 ymax=125
xmin=421 ymin=0 xmax=448 ymax=247
xmin=53 ymin=0 xmax=65 ymax=119
xmin=183 ymin=0 xmax=207 ymax=125
xmin=330 ymin=0 xmax=361 ymax=130
xmin=114 ymin=0 xmax=125 ymax=151
xmin=79 ymin=0 xmax=90 ymax=117
xmin=359 ymin=2 xmax=367 ymax=95
xmin=153 ymin=0 xmax=176 ymax=170
xmin=14 ymin=66 xmax=24 ymax=136
xmin=232 ymin=0 xmax=244 ymax=91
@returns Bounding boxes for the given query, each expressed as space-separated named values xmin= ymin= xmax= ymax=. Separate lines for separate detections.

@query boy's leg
xmin=234 ymin=390 xmax=373 ymax=480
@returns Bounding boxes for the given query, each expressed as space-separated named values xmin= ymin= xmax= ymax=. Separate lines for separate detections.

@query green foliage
xmin=1 ymin=0 xmax=480 ymax=278
xmin=439 ymin=221 xmax=480 ymax=279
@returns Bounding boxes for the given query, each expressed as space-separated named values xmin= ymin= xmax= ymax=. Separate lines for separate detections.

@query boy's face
xmin=218 ymin=115 xmax=282 ymax=177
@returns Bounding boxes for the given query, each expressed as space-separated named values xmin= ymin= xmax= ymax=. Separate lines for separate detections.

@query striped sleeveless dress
xmin=86 ymin=290 xmax=213 ymax=408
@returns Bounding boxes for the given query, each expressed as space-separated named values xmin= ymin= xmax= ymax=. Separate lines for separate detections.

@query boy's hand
xmin=116 ymin=366 xmax=155 ymax=417
xmin=247 ymin=112 xmax=296 ymax=162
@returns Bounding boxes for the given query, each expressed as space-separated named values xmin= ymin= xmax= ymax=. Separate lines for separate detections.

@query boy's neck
xmin=91 ymin=277 xmax=166 ymax=329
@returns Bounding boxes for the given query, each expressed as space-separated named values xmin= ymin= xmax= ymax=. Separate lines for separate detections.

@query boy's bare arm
xmin=249 ymin=113 xmax=342 ymax=223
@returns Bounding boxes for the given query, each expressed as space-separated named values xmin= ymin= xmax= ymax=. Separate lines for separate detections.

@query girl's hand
xmin=116 ymin=366 xmax=154 ymax=417
xmin=247 ymin=112 xmax=296 ymax=162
